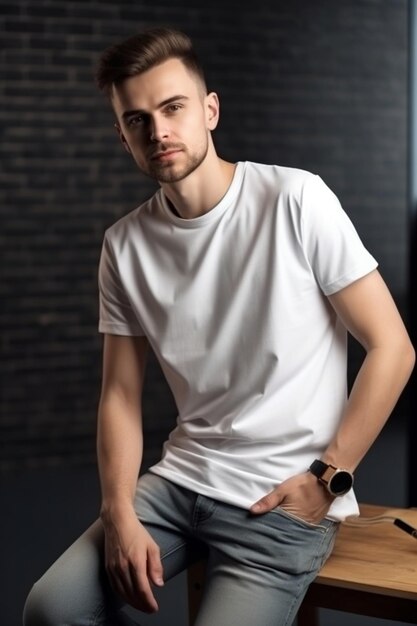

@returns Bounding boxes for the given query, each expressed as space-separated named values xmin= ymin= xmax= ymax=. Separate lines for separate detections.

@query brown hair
xmin=95 ymin=27 xmax=207 ymax=97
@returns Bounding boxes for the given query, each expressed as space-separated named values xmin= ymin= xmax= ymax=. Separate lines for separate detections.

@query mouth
xmin=151 ymin=149 xmax=182 ymax=162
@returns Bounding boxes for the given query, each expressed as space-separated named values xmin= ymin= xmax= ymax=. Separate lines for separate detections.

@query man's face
xmin=111 ymin=58 xmax=218 ymax=184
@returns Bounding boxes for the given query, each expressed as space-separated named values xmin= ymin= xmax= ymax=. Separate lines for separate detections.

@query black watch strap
xmin=309 ymin=459 xmax=330 ymax=479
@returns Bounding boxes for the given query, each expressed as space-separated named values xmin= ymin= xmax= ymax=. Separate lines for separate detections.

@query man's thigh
xmin=195 ymin=501 xmax=338 ymax=626
xmin=23 ymin=519 xmax=128 ymax=626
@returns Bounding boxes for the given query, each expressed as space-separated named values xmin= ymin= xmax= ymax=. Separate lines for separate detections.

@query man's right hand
xmin=101 ymin=506 xmax=164 ymax=613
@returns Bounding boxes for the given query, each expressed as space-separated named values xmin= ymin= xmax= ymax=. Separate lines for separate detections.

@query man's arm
xmin=251 ymin=270 xmax=415 ymax=520
xmin=97 ymin=334 xmax=163 ymax=613
xmin=321 ymin=269 xmax=415 ymax=471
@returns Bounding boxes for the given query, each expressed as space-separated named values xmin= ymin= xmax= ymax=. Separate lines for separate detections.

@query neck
xmin=161 ymin=151 xmax=236 ymax=220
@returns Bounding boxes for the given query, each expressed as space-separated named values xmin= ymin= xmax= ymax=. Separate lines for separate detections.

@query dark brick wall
xmin=0 ymin=0 xmax=408 ymax=471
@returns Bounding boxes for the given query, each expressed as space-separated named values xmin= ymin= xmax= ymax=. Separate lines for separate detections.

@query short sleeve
xmin=300 ymin=175 xmax=378 ymax=295
xmin=98 ymin=234 xmax=145 ymax=336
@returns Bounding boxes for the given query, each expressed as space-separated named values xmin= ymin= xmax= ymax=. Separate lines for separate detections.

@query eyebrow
xmin=122 ymin=95 xmax=189 ymax=121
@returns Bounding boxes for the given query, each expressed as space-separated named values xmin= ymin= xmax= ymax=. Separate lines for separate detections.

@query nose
xmin=149 ymin=115 xmax=169 ymax=142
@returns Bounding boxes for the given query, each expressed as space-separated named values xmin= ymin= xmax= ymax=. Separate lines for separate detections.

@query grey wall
xmin=1 ymin=0 xmax=409 ymax=471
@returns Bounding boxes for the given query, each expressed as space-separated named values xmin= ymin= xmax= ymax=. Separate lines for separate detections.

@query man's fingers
xmin=147 ymin=543 xmax=164 ymax=587
xmin=108 ymin=568 xmax=128 ymax=603
xmin=108 ymin=562 xmax=136 ymax=607
xmin=107 ymin=557 xmax=159 ymax=613
xmin=130 ymin=561 xmax=159 ymax=612
xmin=250 ymin=489 xmax=283 ymax=514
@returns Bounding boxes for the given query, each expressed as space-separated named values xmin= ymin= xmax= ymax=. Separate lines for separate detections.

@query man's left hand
xmin=250 ymin=471 xmax=334 ymax=524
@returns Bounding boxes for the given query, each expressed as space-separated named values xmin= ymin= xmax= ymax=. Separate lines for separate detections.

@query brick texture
xmin=0 ymin=0 xmax=408 ymax=471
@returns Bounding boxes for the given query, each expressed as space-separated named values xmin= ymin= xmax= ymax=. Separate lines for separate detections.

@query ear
xmin=114 ymin=122 xmax=132 ymax=154
xmin=205 ymin=92 xmax=220 ymax=131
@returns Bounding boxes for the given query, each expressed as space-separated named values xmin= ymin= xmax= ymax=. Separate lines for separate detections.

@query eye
xmin=165 ymin=103 xmax=183 ymax=114
xmin=126 ymin=114 xmax=146 ymax=128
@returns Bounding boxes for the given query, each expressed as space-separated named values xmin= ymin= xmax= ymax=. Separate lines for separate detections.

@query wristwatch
xmin=309 ymin=459 xmax=354 ymax=497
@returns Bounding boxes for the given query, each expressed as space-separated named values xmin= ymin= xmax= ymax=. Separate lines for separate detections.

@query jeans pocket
xmin=271 ymin=506 xmax=329 ymax=531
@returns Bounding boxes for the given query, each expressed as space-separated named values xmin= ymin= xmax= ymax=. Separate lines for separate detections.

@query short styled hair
xmin=95 ymin=27 xmax=207 ymax=97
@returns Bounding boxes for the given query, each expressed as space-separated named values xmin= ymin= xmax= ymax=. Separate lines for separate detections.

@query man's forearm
xmin=96 ymin=389 xmax=163 ymax=613
xmin=97 ymin=394 xmax=144 ymax=519
xmin=322 ymin=271 xmax=415 ymax=474
xmin=322 ymin=339 xmax=415 ymax=472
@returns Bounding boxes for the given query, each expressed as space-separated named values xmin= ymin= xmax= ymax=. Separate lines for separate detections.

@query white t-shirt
xmin=99 ymin=161 xmax=378 ymax=521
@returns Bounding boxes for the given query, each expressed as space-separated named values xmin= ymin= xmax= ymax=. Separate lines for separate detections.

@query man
xmin=24 ymin=28 xmax=415 ymax=626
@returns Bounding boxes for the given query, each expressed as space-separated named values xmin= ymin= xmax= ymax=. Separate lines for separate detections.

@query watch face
xmin=329 ymin=470 xmax=353 ymax=496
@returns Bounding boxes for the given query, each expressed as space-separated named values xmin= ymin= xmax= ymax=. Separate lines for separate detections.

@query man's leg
xmin=23 ymin=519 xmax=132 ymax=626
xmin=23 ymin=473 xmax=204 ymax=626
xmin=193 ymin=499 xmax=338 ymax=626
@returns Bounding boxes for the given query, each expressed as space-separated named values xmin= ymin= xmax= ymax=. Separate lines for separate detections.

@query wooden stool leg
xmin=297 ymin=601 xmax=319 ymax=626
xmin=187 ymin=560 xmax=207 ymax=625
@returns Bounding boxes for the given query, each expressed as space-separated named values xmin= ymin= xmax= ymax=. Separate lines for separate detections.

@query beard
xmin=142 ymin=137 xmax=209 ymax=184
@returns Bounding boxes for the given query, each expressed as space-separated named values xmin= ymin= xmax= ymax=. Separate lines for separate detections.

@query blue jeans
xmin=24 ymin=472 xmax=338 ymax=626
